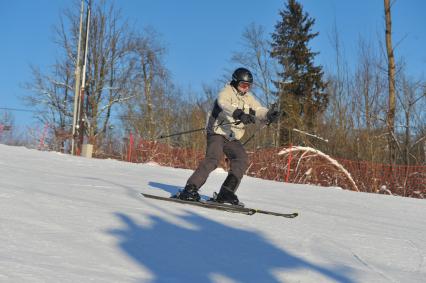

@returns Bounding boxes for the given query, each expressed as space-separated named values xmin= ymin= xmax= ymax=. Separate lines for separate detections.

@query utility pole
xmin=71 ymin=0 xmax=84 ymax=155
xmin=77 ymin=1 xmax=91 ymax=156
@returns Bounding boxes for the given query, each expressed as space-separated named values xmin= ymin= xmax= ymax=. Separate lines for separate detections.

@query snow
xmin=1 ymin=144 xmax=425 ymax=283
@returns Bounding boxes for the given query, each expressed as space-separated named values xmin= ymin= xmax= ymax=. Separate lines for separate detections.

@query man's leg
xmin=214 ymin=140 xmax=248 ymax=205
xmin=185 ymin=135 xmax=225 ymax=189
xmin=223 ymin=140 xmax=249 ymax=184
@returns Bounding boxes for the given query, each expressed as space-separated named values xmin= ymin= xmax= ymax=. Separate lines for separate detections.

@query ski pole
xmin=158 ymin=121 xmax=238 ymax=139
xmin=158 ymin=127 xmax=205 ymax=139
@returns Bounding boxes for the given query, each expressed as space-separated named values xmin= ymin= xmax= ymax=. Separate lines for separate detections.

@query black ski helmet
xmin=232 ymin=67 xmax=253 ymax=85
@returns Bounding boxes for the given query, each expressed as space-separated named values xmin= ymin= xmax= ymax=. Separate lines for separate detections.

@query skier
xmin=175 ymin=67 xmax=279 ymax=205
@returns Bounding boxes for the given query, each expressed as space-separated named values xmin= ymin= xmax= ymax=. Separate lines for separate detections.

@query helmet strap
xmin=231 ymin=81 xmax=246 ymax=95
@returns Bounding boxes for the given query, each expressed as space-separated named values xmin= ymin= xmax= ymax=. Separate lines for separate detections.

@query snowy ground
xmin=0 ymin=144 xmax=425 ymax=283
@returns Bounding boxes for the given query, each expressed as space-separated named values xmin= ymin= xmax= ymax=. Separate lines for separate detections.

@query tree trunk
xmin=384 ymin=0 xmax=397 ymax=164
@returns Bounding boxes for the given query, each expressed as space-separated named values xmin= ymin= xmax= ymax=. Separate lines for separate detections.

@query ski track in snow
xmin=350 ymin=253 xmax=396 ymax=283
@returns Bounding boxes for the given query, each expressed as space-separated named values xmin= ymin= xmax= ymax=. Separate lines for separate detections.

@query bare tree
xmin=384 ymin=0 xmax=397 ymax=163
xmin=120 ymin=28 xmax=171 ymax=142
xmin=352 ymin=38 xmax=388 ymax=161
xmin=397 ymin=72 xmax=426 ymax=165
xmin=320 ymin=20 xmax=355 ymax=157
xmin=0 ymin=111 xmax=15 ymax=145
xmin=83 ymin=1 xmax=138 ymax=149
xmin=24 ymin=60 xmax=74 ymax=151
xmin=24 ymin=0 xmax=140 ymax=153
xmin=130 ymin=29 xmax=167 ymax=140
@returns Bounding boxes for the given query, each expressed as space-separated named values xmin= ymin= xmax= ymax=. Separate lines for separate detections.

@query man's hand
xmin=232 ymin=109 xmax=256 ymax=125
xmin=266 ymin=109 xmax=280 ymax=124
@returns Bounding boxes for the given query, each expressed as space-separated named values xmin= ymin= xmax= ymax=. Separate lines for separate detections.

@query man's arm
xmin=217 ymin=87 xmax=238 ymax=117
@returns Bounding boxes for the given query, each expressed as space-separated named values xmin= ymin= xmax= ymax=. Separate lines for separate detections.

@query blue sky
xmin=0 ymin=0 xmax=425 ymax=127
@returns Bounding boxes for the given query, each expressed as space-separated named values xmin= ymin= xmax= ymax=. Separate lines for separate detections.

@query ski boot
xmin=211 ymin=174 xmax=244 ymax=207
xmin=174 ymin=184 xmax=200 ymax=202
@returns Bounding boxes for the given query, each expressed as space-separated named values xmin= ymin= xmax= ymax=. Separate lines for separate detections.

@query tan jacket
xmin=206 ymin=83 xmax=269 ymax=141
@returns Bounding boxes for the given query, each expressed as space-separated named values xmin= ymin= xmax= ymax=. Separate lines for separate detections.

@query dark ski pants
xmin=186 ymin=134 xmax=249 ymax=191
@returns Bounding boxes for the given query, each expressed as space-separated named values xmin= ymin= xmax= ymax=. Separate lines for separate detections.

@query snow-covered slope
xmin=1 ymin=144 xmax=425 ymax=283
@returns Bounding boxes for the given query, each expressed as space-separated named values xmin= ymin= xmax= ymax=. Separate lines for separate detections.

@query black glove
xmin=266 ymin=109 xmax=280 ymax=124
xmin=232 ymin=109 xmax=256 ymax=125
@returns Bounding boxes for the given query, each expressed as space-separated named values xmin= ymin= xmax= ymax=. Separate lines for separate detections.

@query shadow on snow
xmin=107 ymin=183 xmax=355 ymax=283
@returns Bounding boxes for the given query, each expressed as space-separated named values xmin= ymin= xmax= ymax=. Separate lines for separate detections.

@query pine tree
xmin=271 ymin=0 xmax=328 ymax=145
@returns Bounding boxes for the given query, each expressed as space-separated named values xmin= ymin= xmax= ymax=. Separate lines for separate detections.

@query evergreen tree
xmin=271 ymin=0 xmax=328 ymax=145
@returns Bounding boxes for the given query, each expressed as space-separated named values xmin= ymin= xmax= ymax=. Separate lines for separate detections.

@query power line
xmin=0 ymin=107 xmax=37 ymax=113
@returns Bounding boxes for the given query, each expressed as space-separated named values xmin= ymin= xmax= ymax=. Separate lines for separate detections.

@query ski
xmin=141 ymin=193 xmax=298 ymax=218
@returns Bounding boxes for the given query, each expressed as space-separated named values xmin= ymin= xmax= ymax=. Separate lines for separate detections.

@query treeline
xmin=9 ymin=0 xmax=424 ymax=165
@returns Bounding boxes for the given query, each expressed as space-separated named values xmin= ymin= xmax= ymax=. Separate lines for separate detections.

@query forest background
xmin=1 ymin=0 xmax=425 ymax=173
